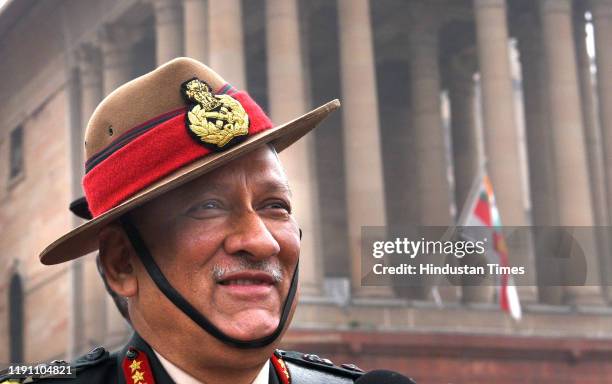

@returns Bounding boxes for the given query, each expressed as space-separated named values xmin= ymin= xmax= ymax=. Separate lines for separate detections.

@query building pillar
xmin=96 ymin=24 xmax=141 ymax=346
xmin=337 ymin=0 xmax=388 ymax=294
xmin=99 ymin=23 xmax=141 ymax=344
xmin=305 ymin=1 xmax=352 ymax=294
xmin=516 ymin=16 xmax=556 ymax=238
xmin=152 ymin=0 xmax=184 ymax=65
xmin=76 ymin=44 xmax=107 ymax=349
xmin=409 ymin=14 xmax=453 ymax=228
xmin=65 ymin=63 xmax=83 ymax=359
xmin=473 ymin=0 xmax=526 ymax=226
xmin=474 ymin=0 xmax=537 ymax=309
xmin=100 ymin=23 xmax=141 ymax=95
xmin=515 ymin=14 xmax=563 ymax=304
xmin=539 ymin=0 xmax=594 ymax=226
xmin=408 ymin=7 xmax=454 ymax=300
xmin=448 ymin=53 xmax=492 ymax=303
xmin=449 ymin=55 xmax=478 ymax=218
xmin=592 ymin=0 xmax=612 ymax=291
xmin=208 ymin=0 xmax=246 ymax=89
xmin=77 ymin=45 xmax=103 ymax=130
xmin=540 ymin=0 xmax=599 ymax=304
xmin=575 ymin=1 xmax=611 ymax=301
xmin=183 ymin=0 xmax=208 ymax=63
xmin=265 ymin=0 xmax=322 ymax=296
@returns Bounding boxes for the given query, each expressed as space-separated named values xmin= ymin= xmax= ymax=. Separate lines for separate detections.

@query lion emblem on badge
xmin=182 ymin=78 xmax=249 ymax=149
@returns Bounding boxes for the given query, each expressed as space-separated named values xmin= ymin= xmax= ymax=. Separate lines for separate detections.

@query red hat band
xmin=82 ymin=83 xmax=273 ymax=218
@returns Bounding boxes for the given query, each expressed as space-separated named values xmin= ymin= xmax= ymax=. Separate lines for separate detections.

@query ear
xmin=99 ymin=222 xmax=138 ymax=298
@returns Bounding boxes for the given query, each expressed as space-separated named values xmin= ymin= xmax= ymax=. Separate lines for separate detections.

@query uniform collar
xmin=154 ymin=349 xmax=270 ymax=384
xmin=117 ymin=332 xmax=277 ymax=384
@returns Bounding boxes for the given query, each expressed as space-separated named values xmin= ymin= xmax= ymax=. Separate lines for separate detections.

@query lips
xmin=216 ymin=271 xmax=277 ymax=300
xmin=217 ymin=271 xmax=276 ymax=286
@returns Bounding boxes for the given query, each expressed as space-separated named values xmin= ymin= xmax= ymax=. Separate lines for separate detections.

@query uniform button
xmin=303 ymin=354 xmax=323 ymax=363
xmin=86 ymin=346 xmax=105 ymax=361
xmin=126 ymin=348 xmax=139 ymax=360
xmin=341 ymin=363 xmax=364 ymax=372
xmin=321 ymin=358 xmax=334 ymax=366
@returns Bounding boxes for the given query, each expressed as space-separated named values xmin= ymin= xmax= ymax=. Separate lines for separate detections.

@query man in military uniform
xmin=0 ymin=57 xmax=384 ymax=384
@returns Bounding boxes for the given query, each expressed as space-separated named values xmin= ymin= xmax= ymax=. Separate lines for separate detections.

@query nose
xmin=223 ymin=211 xmax=281 ymax=260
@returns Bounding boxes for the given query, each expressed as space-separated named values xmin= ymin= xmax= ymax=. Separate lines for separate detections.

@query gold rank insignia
xmin=182 ymin=78 xmax=249 ymax=150
xmin=122 ymin=347 xmax=156 ymax=384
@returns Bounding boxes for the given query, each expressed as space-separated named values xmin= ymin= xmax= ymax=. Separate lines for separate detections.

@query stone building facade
xmin=1 ymin=0 xmax=612 ymax=382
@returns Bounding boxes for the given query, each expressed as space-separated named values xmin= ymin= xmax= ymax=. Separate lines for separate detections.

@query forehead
xmin=144 ymin=145 xmax=288 ymax=206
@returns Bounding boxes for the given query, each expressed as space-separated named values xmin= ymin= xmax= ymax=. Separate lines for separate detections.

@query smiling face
xmin=127 ymin=145 xmax=300 ymax=342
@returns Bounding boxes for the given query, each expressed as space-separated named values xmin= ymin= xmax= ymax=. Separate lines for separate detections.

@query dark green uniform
xmin=0 ymin=332 xmax=365 ymax=383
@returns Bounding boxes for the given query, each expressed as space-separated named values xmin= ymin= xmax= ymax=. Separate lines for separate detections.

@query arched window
xmin=8 ymin=273 xmax=23 ymax=363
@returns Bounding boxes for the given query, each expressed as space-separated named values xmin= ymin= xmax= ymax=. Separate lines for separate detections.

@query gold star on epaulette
xmin=132 ymin=370 xmax=145 ymax=383
xmin=129 ymin=360 xmax=142 ymax=373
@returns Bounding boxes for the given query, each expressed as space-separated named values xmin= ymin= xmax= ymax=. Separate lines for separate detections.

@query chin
xmin=221 ymin=312 xmax=281 ymax=341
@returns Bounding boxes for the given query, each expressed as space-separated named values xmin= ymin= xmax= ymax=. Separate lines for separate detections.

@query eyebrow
xmin=189 ymin=178 xmax=292 ymax=198
xmin=259 ymin=179 xmax=292 ymax=197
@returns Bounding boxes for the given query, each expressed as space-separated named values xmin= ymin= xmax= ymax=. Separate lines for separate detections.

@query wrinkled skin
xmin=99 ymin=146 xmax=300 ymax=384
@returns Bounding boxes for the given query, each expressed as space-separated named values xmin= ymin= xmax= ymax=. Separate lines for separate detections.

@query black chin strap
xmin=119 ymin=215 xmax=299 ymax=349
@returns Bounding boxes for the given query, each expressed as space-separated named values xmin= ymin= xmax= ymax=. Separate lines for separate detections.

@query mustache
xmin=212 ymin=258 xmax=284 ymax=283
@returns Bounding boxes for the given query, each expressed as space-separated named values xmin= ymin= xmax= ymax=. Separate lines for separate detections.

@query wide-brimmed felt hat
xmin=40 ymin=57 xmax=340 ymax=265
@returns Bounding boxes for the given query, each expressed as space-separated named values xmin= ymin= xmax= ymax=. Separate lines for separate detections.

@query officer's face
xmin=130 ymin=146 xmax=300 ymax=341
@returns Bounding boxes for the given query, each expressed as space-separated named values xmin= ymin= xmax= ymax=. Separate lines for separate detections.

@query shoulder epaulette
xmin=0 ymin=346 xmax=110 ymax=383
xmin=72 ymin=346 xmax=110 ymax=372
xmin=273 ymin=349 xmax=364 ymax=384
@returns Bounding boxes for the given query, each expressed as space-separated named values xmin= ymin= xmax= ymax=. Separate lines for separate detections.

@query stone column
xmin=408 ymin=8 xmax=454 ymax=300
xmin=516 ymin=16 xmax=556 ymax=234
xmin=575 ymin=1 xmax=611 ymax=299
xmin=592 ymin=1 xmax=612 ymax=288
xmin=76 ymin=44 xmax=107 ymax=348
xmin=337 ymin=0 xmax=388 ymax=293
xmin=152 ymin=0 xmax=184 ymax=65
xmin=65 ymin=64 xmax=83 ymax=359
xmin=448 ymin=53 xmax=492 ymax=303
xmin=449 ymin=55 xmax=478 ymax=216
xmin=265 ymin=0 xmax=322 ymax=296
xmin=516 ymin=14 xmax=562 ymax=304
xmin=539 ymin=0 xmax=594 ymax=226
xmin=77 ymin=45 xmax=103 ymax=130
xmin=208 ymin=0 xmax=246 ymax=89
xmin=183 ymin=0 xmax=208 ymax=63
xmin=540 ymin=0 xmax=599 ymax=304
xmin=474 ymin=0 xmax=538 ymax=308
xmin=100 ymin=23 xmax=140 ymax=343
xmin=100 ymin=23 xmax=141 ymax=96
xmin=410 ymin=13 xmax=452 ymax=228
xmin=473 ymin=0 xmax=526 ymax=226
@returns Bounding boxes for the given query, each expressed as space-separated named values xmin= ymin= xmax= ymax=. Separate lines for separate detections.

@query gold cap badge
xmin=182 ymin=78 xmax=249 ymax=149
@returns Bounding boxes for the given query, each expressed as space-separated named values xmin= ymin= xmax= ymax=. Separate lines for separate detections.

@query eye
xmin=262 ymin=200 xmax=291 ymax=214
xmin=185 ymin=200 xmax=223 ymax=219
xmin=200 ymin=201 xmax=220 ymax=209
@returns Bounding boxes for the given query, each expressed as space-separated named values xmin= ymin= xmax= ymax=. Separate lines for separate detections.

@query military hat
xmin=39 ymin=57 xmax=339 ymax=265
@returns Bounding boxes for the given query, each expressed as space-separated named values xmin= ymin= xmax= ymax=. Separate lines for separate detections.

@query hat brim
xmin=40 ymin=99 xmax=340 ymax=265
